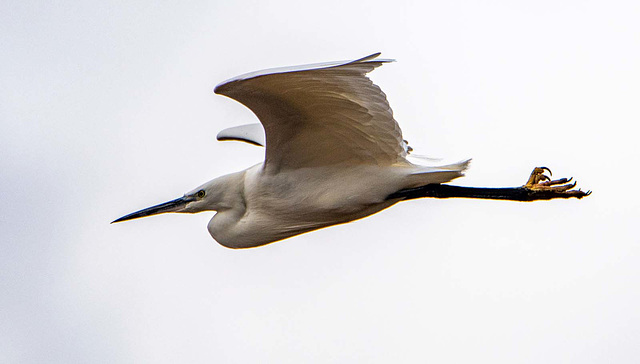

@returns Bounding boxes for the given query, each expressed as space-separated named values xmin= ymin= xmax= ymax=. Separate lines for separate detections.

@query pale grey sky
xmin=2 ymin=0 xmax=639 ymax=363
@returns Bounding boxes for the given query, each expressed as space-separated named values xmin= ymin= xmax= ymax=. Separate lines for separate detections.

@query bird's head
xmin=111 ymin=176 xmax=233 ymax=224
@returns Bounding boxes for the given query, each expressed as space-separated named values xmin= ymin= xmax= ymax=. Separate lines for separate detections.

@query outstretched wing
xmin=217 ymin=123 xmax=265 ymax=146
xmin=214 ymin=53 xmax=407 ymax=173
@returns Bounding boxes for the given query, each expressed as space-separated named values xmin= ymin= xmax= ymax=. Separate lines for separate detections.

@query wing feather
xmin=216 ymin=123 xmax=265 ymax=146
xmin=214 ymin=53 xmax=406 ymax=172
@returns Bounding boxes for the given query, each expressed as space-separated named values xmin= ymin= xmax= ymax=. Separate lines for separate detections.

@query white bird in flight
xmin=113 ymin=53 xmax=589 ymax=248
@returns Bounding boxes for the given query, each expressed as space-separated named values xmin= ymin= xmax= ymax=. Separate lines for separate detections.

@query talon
xmin=522 ymin=167 xmax=590 ymax=199
xmin=561 ymin=181 xmax=577 ymax=191
xmin=540 ymin=176 xmax=572 ymax=187
xmin=525 ymin=167 xmax=552 ymax=188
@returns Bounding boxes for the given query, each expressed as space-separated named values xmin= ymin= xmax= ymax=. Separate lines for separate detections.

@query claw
xmin=540 ymin=166 xmax=552 ymax=177
xmin=522 ymin=167 xmax=589 ymax=199
xmin=525 ymin=167 xmax=552 ymax=188
xmin=540 ymin=176 xmax=573 ymax=187
xmin=561 ymin=181 xmax=577 ymax=191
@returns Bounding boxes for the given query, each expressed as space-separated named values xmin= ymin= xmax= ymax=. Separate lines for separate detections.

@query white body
xmin=199 ymin=162 xmax=466 ymax=248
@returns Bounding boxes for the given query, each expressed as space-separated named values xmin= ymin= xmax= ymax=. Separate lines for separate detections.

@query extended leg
xmin=388 ymin=167 xmax=591 ymax=202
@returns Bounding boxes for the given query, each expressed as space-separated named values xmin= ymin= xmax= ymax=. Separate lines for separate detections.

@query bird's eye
xmin=197 ymin=190 xmax=206 ymax=198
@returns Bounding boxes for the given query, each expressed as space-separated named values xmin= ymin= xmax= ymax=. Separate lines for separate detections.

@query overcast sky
xmin=2 ymin=0 xmax=639 ymax=363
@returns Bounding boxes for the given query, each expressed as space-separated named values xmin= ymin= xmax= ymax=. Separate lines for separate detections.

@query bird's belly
xmin=216 ymin=198 xmax=397 ymax=249
xmin=212 ymin=166 xmax=405 ymax=248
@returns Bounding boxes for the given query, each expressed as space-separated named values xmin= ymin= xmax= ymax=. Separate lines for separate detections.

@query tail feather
xmin=405 ymin=159 xmax=471 ymax=187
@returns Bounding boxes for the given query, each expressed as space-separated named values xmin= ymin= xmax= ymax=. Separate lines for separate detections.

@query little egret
xmin=113 ymin=53 xmax=589 ymax=248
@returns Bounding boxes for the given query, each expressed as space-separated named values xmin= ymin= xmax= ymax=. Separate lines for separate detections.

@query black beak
xmin=111 ymin=196 xmax=194 ymax=223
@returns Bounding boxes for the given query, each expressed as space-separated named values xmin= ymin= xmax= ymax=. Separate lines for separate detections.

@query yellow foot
xmin=523 ymin=167 xmax=591 ymax=198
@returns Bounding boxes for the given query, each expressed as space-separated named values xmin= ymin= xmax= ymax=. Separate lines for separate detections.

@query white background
xmin=2 ymin=1 xmax=639 ymax=363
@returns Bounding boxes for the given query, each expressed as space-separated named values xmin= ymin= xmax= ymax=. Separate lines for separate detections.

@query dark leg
xmin=387 ymin=167 xmax=591 ymax=202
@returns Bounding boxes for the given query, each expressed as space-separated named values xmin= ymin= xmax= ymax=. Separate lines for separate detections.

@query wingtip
xmin=350 ymin=52 xmax=395 ymax=64
xmin=213 ymin=53 xmax=396 ymax=92
xmin=214 ymin=81 xmax=237 ymax=95
xmin=362 ymin=52 xmax=382 ymax=61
